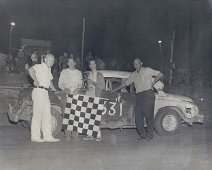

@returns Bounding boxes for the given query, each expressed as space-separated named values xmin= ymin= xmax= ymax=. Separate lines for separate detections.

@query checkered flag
xmin=62 ymin=94 xmax=106 ymax=138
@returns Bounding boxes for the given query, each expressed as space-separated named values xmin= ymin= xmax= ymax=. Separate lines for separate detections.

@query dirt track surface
xmin=0 ymin=125 xmax=211 ymax=170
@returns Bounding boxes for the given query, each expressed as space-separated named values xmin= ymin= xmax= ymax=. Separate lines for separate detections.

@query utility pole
xmin=81 ymin=18 xmax=86 ymax=72
xmin=8 ymin=22 xmax=15 ymax=60
xmin=158 ymin=40 xmax=163 ymax=69
xmin=169 ymin=30 xmax=175 ymax=88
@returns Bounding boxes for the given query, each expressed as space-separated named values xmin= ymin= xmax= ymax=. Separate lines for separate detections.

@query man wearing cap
xmin=29 ymin=54 xmax=60 ymax=142
xmin=112 ymin=58 xmax=163 ymax=141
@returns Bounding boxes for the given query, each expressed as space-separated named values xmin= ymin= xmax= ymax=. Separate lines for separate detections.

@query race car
xmin=8 ymin=70 xmax=204 ymax=136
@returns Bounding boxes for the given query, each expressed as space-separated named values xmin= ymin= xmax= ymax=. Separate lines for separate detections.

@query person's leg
xmin=61 ymin=93 xmax=73 ymax=141
xmin=31 ymin=89 xmax=43 ymax=141
xmin=71 ymin=131 xmax=80 ymax=141
xmin=42 ymin=93 xmax=60 ymax=142
xmin=143 ymin=91 xmax=155 ymax=140
xmin=41 ymin=94 xmax=52 ymax=139
xmin=60 ymin=91 xmax=67 ymax=115
xmin=95 ymin=128 xmax=102 ymax=141
xmin=135 ymin=93 xmax=146 ymax=137
xmin=65 ymin=130 xmax=72 ymax=141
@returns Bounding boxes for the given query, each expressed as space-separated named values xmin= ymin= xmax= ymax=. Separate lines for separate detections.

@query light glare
xmin=11 ymin=22 xmax=15 ymax=26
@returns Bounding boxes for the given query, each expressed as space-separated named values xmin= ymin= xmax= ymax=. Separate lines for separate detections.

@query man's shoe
xmin=65 ymin=135 xmax=72 ymax=141
xmin=144 ymin=137 xmax=153 ymax=142
xmin=44 ymin=138 xmax=60 ymax=142
xmin=95 ymin=137 xmax=102 ymax=142
xmin=31 ymin=138 xmax=44 ymax=143
xmin=83 ymin=136 xmax=95 ymax=141
xmin=137 ymin=135 xmax=146 ymax=141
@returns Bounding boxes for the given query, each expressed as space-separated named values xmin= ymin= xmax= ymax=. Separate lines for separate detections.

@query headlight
xmin=184 ymin=103 xmax=198 ymax=118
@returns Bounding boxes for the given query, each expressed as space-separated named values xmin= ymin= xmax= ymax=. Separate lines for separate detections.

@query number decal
xmin=119 ymin=102 xmax=123 ymax=117
xmin=102 ymin=101 xmax=123 ymax=117
xmin=108 ymin=102 xmax=116 ymax=115
xmin=102 ymin=101 xmax=107 ymax=115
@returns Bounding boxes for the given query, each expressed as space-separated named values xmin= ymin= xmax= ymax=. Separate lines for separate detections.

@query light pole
xmin=8 ymin=22 xmax=15 ymax=60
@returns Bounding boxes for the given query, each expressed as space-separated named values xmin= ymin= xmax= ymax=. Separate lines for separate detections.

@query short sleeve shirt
xmin=32 ymin=63 xmax=53 ymax=88
xmin=125 ymin=67 xmax=160 ymax=93
xmin=58 ymin=68 xmax=82 ymax=92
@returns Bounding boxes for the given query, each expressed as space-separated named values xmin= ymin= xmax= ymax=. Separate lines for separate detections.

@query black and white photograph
xmin=0 ymin=0 xmax=211 ymax=169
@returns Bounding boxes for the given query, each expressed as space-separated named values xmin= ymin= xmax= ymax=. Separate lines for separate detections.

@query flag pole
xmin=81 ymin=18 xmax=86 ymax=72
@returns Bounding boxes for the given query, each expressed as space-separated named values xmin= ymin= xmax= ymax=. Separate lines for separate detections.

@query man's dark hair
xmin=88 ymin=57 xmax=96 ymax=64
xmin=134 ymin=57 xmax=142 ymax=62
xmin=67 ymin=56 xmax=77 ymax=63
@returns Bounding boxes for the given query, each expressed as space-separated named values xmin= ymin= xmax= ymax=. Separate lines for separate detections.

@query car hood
xmin=157 ymin=92 xmax=193 ymax=103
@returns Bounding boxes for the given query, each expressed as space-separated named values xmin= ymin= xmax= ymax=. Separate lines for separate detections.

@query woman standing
xmin=84 ymin=58 xmax=105 ymax=141
xmin=85 ymin=58 xmax=105 ymax=97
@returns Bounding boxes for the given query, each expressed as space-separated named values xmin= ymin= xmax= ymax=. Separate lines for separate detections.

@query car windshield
xmin=105 ymin=77 xmax=133 ymax=93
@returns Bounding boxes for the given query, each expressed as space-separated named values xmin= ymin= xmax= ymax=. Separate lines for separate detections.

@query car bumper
xmin=183 ymin=114 xmax=204 ymax=125
xmin=192 ymin=114 xmax=204 ymax=123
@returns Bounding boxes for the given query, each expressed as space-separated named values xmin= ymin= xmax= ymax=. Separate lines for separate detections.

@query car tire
xmin=21 ymin=120 xmax=30 ymax=128
xmin=50 ymin=106 xmax=63 ymax=137
xmin=154 ymin=108 xmax=181 ymax=135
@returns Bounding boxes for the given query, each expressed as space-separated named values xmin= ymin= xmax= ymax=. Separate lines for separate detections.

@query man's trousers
xmin=135 ymin=90 xmax=155 ymax=138
xmin=31 ymin=88 xmax=52 ymax=140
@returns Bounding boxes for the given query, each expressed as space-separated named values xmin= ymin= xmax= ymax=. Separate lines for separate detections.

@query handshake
xmin=64 ymin=87 xmax=80 ymax=95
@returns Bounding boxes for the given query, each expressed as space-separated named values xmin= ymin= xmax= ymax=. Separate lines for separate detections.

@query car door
xmin=100 ymin=77 xmax=135 ymax=128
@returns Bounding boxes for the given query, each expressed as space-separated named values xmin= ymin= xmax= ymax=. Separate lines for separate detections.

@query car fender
xmin=156 ymin=106 xmax=196 ymax=125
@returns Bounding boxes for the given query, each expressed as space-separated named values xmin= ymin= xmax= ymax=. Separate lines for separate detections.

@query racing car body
xmin=7 ymin=70 xmax=204 ymax=136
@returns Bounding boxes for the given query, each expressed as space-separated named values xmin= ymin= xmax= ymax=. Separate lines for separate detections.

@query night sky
xmin=0 ymin=0 xmax=212 ymax=75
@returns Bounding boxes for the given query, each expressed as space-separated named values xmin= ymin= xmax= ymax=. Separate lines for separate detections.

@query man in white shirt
xmin=29 ymin=54 xmax=60 ymax=142
xmin=58 ymin=57 xmax=82 ymax=93
xmin=58 ymin=57 xmax=83 ymax=141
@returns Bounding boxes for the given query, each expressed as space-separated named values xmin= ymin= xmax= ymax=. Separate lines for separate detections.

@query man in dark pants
xmin=135 ymin=90 xmax=155 ymax=140
xmin=112 ymin=58 xmax=163 ymax=141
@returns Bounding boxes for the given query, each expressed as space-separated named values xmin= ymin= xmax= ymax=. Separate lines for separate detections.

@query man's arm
xmin=50 ymin=81 xmax=57 ymax=91
xmin=78 ymin=71 xmax=83 ymax=88
xmin=112 ymin=72 xmax=134 ymax=92
xmin=112 ymin=81 xmax=127 ymax=92
xmin=29 ymin=67 xmax=39 ymax=86
xmin=96 ymin=72 xmax=105 ymax=90
xmin=152 ymin=72 xmax=163 ymax=85
xmin=58 ymin=71 xmax=64 ymax=90
xmin=73 ymin=71 xmax=83 ymax=95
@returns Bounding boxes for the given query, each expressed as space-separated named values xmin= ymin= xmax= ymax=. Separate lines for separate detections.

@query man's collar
xmin=69 ymin=68 xmax=76 ymax=71
xmin=42 ymin=62 xmax=51 ymax=70
xmin=136 ymin=67 xmax=142 ymax=73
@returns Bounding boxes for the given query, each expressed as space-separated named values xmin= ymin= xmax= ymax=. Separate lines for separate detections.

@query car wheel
xmin=50 ymin=106 xmax=63 ymax=137
xmin=154 ymin=108 xmax=181 ymax=135
xmin=21 ymin=120 xmax=30 ymax=128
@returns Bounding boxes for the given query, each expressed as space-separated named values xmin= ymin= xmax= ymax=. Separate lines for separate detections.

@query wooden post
xmin=8 ymin=26 xmax=14 ymax=60
xmin=169 ymin=30 xmax=175 ymax=87
xmin=158 ymin=41 xmax=163 ymax=70
xmin=81 ymin=18 xmax=86 ymax=72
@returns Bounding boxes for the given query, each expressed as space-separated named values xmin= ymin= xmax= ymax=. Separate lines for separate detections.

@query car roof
xmin=98 ymin=70 xmax=131 ymax=79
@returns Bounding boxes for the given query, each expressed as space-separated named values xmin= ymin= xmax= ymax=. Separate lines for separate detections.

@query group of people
xmin=29 ymin=53 xmax=105 ymax=142
xmin=29 ymin=52 xmax=163 ymax=143
xmin=59 ymin=55 xmax=105 ymax=141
